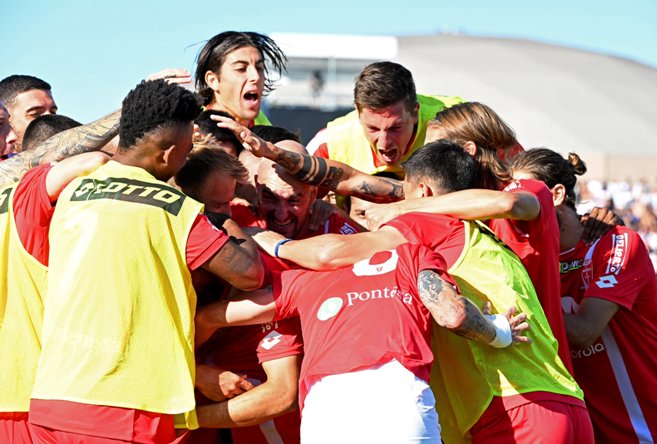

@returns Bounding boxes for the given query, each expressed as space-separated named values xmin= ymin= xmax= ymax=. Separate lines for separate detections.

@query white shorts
xmin=301 ymin=360 xmax=440 ymax=444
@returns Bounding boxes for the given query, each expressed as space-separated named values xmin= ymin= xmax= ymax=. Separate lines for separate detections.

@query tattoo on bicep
xmin=418 ymin=270 xmax=494 ymax=343
xmin=418 ymin=270 xmax=459 ymax=326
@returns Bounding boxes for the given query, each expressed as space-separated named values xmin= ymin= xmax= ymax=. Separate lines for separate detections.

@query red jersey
xmin=272 ymin=243 xmax=452 ymax=408
xmin=488 ymin=179 xmax=572 ymax=372
xmin=12 ymin=164 xmax=54 ymax=264
xmin=560 ymin=226 xmax=657 ymax=443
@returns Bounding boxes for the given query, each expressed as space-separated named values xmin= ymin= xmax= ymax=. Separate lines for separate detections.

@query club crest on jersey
xmin=70 ymin=178 xmax=186 ymax=215
xmin=0 ymin=187 xmax=12 ymax=214
xmin=352 ymin=250 xmax=399 ymax=276
xmin=317 ymin=297 xmax=343 ymax=321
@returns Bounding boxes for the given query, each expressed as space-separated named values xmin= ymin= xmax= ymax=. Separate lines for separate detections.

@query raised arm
xmin=366 ymin=188 xmax=540 ymax=230
xmin=0 ymin=109 xmax=120 ymax=187
xmin=417 ymin=269 xmax=528 ymax=347
xmin=213 ymin=115 xmax=403 ymax=203
xmin=45 ymin=151 xmax=111 ymax=202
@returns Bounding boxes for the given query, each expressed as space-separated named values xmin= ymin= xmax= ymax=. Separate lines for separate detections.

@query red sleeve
xmin=326 ymin=212 xmax=363 ymax=235
xmin=584 ymin=228 xmax=652 ymax=310
xmin=313 ymin=143 xmax=329 ymax=159
xmin=256 ymin=317 xmax=304 ymax=364
xmin=186 ymin=214 xmax=230 ymax=270
xmin=493 ymin=178 xmax=551 ymax=237
xmin=271 ymin=269 xmax=305 ymax=320
xmin=384 ymin=213 xmax=465 ymax=268
xmin=399 ymin=243 xmax=457 ymax=288
xmin=13 ymin=163 xmax=54 ymax=265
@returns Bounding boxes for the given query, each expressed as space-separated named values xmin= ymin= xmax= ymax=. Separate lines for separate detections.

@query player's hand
xmin=250 ymin=229 xmax=287 ymax=257
xmin=146 ymin=68 xmax=192 ymax=85
xmin=196 ymin=365 xmax=254 ymax=401
xmin=212 ymin=116 xmax=277 ymax=159
xmin=365 ymin=202 xmax=403 ymax=231
xmin=482 ymin=302 xmax=531 ymax=344
xmin=581 ymin=207 xmax=622 ymax=245
xmin=501 ymin=305 xmax=531 ymax=344
xmin=308 ymin=199 xmax=337 ymax=231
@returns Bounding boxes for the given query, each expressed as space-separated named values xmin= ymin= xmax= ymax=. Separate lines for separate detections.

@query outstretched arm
xmin=0 ymin=67 xmax=192 ymax=187
xmin=366 ymin=189 xmax=540 ymax=230
xmin=251 ymin=226 xmax=407 ymax=271
xmin=417 ymin=269 xmax=529 ymax=347
xmin=195 ymin=288 xmax=277 ymax=348
xmin=0 ymin=109 xmax=120 ymax=186
xmin=213 ymin=115 xmax=403 ymax=203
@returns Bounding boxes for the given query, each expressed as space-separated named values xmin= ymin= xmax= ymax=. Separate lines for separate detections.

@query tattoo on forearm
xmin=279 ymin=151 xmax=345 ymax=189
xmin=418 ymin=270 xmax=495 ymax=343
xmin=0 ymin=109 xmax=120 ymax=187
xmin=452 ymin=299 xmax=496 ymax=343
xmin=351 ymin=177 xmax=403 ymax=203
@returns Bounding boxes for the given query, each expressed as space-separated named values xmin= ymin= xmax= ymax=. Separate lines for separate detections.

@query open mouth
xmin=244 ymin=92 xmax=259 ymax=103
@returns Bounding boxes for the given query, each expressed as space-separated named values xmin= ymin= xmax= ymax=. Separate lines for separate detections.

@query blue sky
xmin=2 ymin=0 xmax=656 ymax=122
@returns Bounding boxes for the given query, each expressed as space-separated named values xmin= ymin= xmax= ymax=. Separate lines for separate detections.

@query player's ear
xmin=551 ymin=183 xmax=566 ymax=206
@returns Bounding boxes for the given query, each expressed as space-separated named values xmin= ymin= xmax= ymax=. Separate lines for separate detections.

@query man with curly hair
xmin=27 ymin=79 xmax=264 ymax=444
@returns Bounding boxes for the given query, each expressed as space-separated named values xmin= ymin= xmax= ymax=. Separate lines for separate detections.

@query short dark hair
xmin=22 ymin=114 xmax=82 ymax=151
xmin=354 ymin=62 xmax=416 ymax=112
xmin=175 ymin=136 xmax=249 ymax=201
xmin=251 ymin=125 xmax=300 ymax=144
xmin=195 ymin=110 xmax=242 ymax=154
xmin=403 ymin=140 xmax=475 ymax=193
xmin=119 ymin=80 xmax=201 ymax=149
xmin=195 ymin=31 xmax=287 ymax=104
xmin=0 ymin=75 xmax=52 ymax=106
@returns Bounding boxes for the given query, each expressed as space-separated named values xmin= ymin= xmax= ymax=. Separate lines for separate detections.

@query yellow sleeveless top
xmin=431 ymin=221 xmax=583 ymax=444
xmin=326 ymin=94 xmax=465 ymax=177
xmin=0 ymin=184 xmax=47 ymax=412
xmin=32 ymin=161 xmax=203 ymax=429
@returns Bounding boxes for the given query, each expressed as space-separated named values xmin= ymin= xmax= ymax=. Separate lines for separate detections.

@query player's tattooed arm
xmin=277 ymin=151 xmax=402 ymax=202
xmin=214 ymin=114 xmax=404 ymax=202
xmin=417 ymin=269 xmax=497 ymax=343
xmin=0 ymin=109 xmax=120 ymax=187
xmin=203 ymin=216 xmax=264 ymax=291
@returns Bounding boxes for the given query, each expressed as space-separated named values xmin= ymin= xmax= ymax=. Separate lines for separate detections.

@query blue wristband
xmin=274 ymin=239 xmax=293 ymax=258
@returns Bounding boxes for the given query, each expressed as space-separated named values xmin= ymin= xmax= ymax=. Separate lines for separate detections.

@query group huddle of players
xmin=1 ymin=30 xmax=656 ymax=444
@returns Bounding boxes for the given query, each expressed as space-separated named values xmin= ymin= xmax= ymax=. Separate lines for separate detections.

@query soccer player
xmin=196 ymin=241 xmax=524 ymax=443
xmin=362 ymin=101 xmax=572 ymax=372
xmin=0 ymin=100 xmax=18 ymax=159
xmin=0 ymin=150 xmax=110 ymax=443
xmin=510 ymin=148 xmax=657 ymax=443
xmin=27 ymin=79 xmax=264 ymax=443
xmin=0 ymin=75 xmax=57 ymax=152
xmin=215 ymin=119 xmax=592 ymax=443
xmin=176 ymin=141 xmax=303 ymax=443
xmin=195 ymin=31 xmax=286 ymax=127
xmin=306 ymin=61 xmax=464 ymax=178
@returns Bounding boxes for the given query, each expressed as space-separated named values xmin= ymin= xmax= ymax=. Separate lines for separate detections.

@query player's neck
xmin=557 ymin=205 xmax=584 ymax=252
